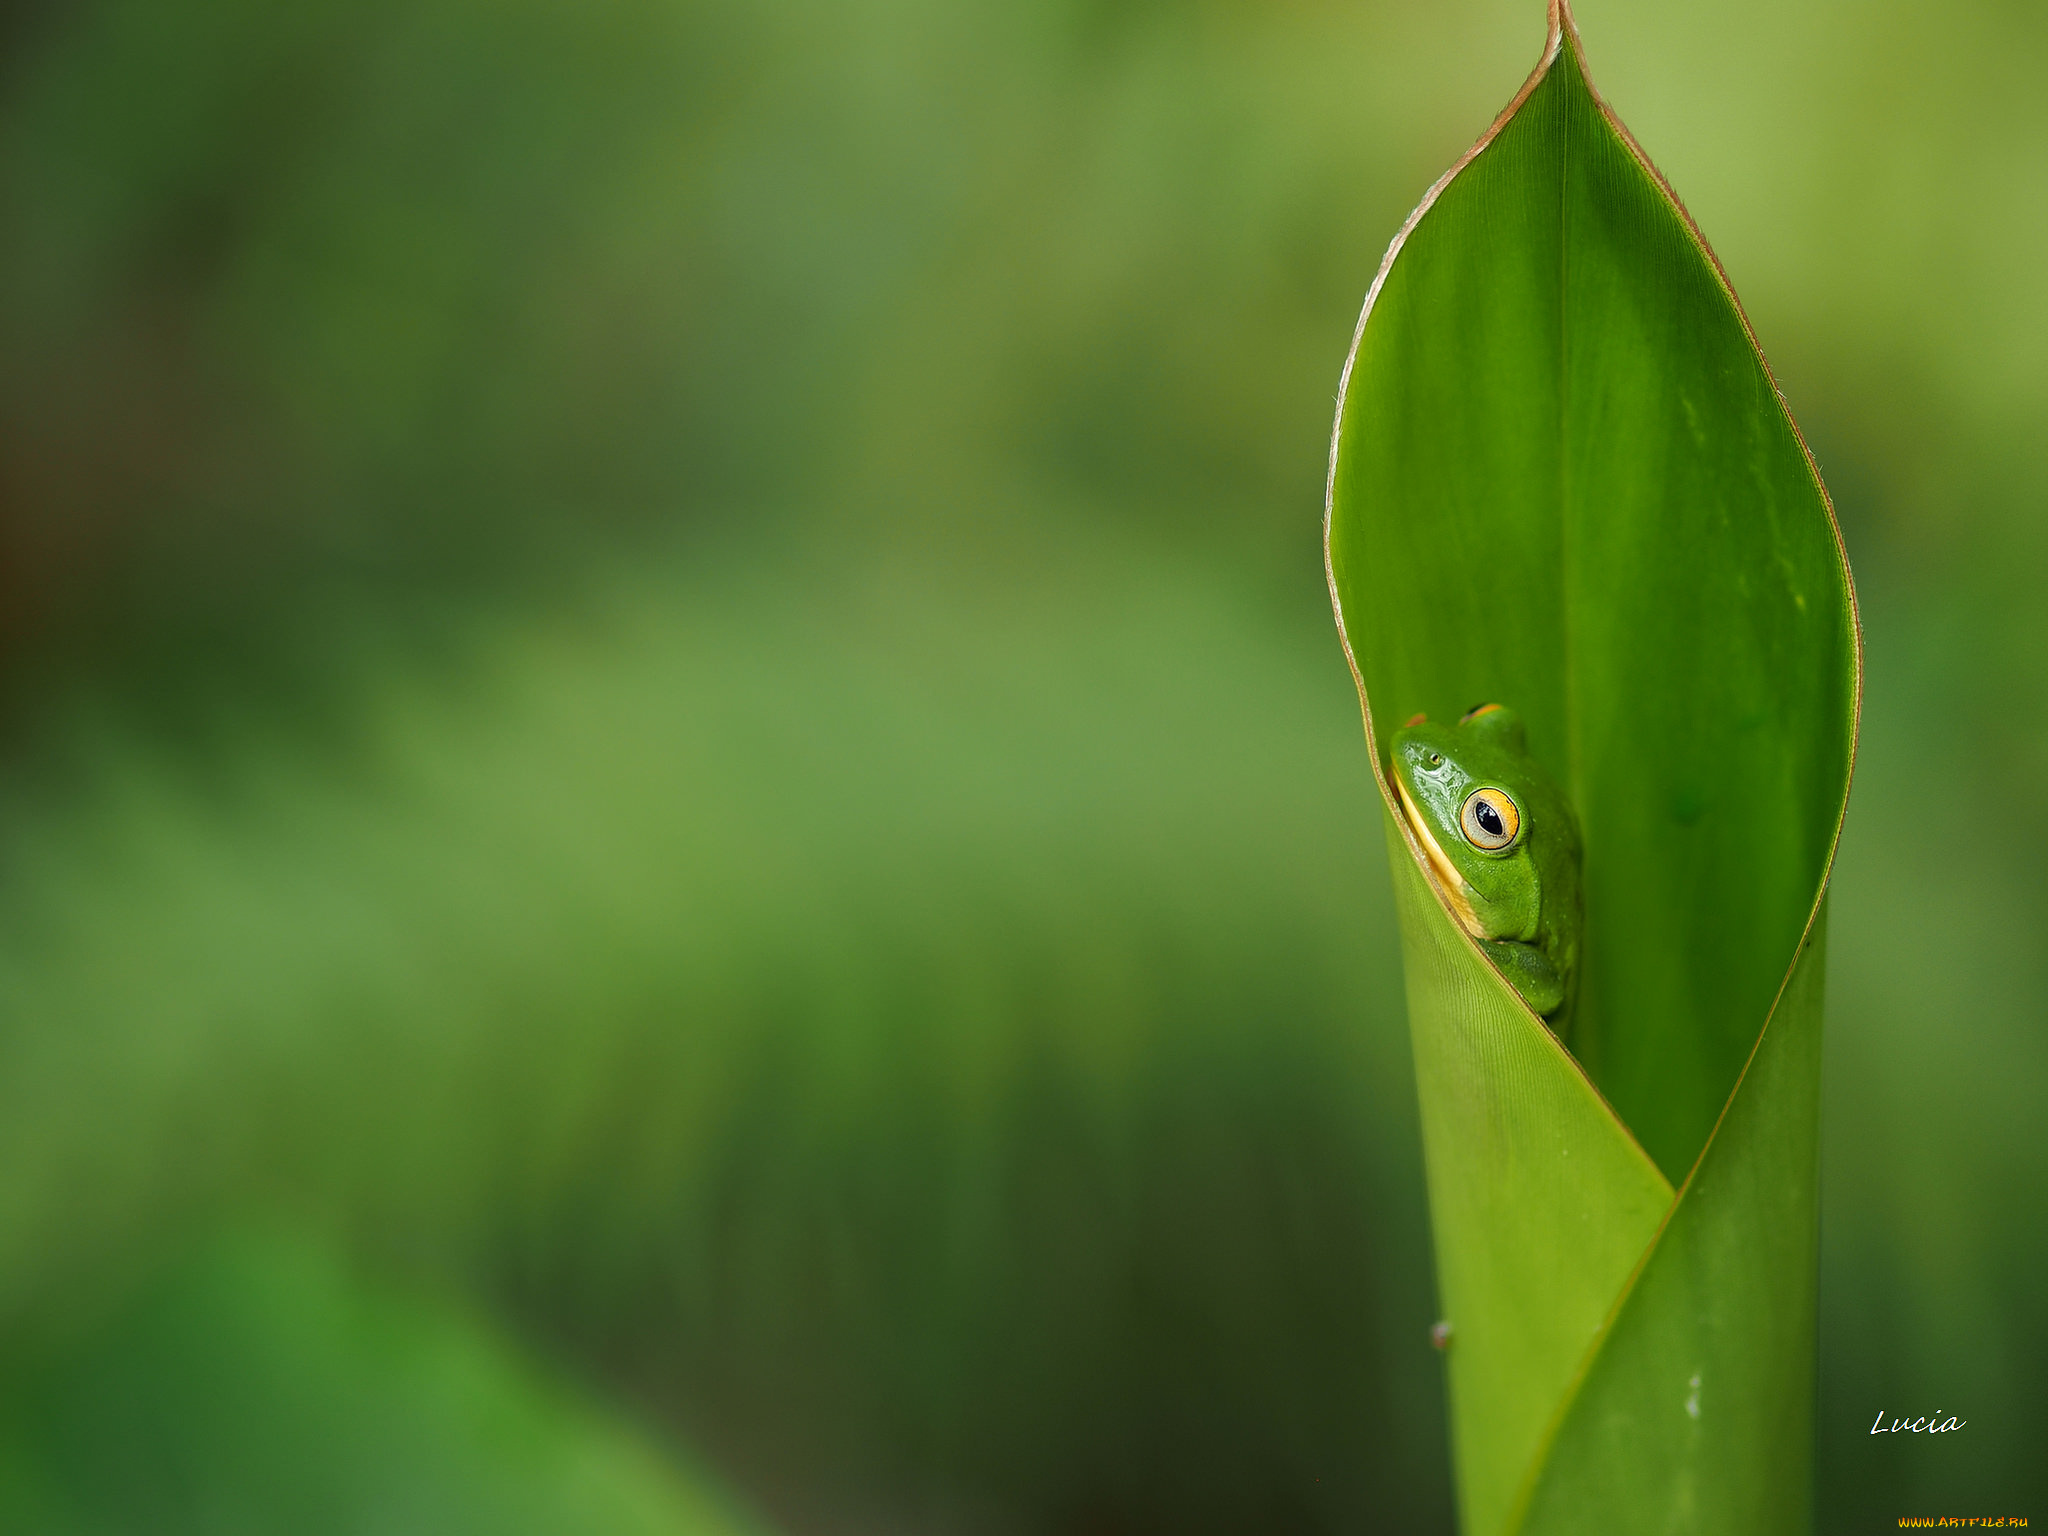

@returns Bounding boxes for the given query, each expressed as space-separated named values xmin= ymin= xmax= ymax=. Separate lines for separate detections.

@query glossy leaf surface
xmin=1515 ymin=918 xmax=1826 ymax=1534
xmin=1388 ymin=821 xmax=1671 ymax=1536
xmin=1325 ymin=2 xmax=1858 ymax=1529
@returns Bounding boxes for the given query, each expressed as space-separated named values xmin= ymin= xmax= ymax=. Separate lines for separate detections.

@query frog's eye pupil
xmin=1475 ymin=802 xmax=1504 ymax=838
xmin=1427 ymin=753 xmax=1442 ymax=766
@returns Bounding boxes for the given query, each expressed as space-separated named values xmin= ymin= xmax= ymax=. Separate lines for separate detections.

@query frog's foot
xmin=1480 ymin=939 xmax=1566 ymax=1020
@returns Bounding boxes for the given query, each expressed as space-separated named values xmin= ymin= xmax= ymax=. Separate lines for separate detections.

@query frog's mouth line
xmin=1393 ymin=773 xmax=1485 ymax=939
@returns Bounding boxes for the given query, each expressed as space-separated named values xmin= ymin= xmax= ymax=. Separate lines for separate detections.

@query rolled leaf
xmin=1323 ymin=2 xmax=1859 ymax=1531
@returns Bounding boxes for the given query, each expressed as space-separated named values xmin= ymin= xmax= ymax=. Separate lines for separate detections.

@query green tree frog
xmin=1389 ymin=704 xmax=1582 ymax=1031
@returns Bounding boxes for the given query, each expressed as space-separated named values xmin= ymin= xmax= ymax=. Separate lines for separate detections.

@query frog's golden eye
xmin=1459 ymin=788 xmax=1520 ymax=850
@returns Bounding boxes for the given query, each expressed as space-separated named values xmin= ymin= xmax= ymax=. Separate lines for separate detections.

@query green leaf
xmin=1324 ymin=2 xmax=1859 ymax=1530
xmin=1514 ymin=916 xmax=1827 ymax=1534
xmin=1386 ymin=818 xmax=1672 ymax=1536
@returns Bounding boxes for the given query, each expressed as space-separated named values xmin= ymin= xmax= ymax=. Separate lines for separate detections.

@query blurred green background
xmin=0 ymin=0 xmax=2039 ymax=1530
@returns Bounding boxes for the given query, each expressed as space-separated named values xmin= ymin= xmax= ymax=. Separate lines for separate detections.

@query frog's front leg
xmin=1481 ymin=938 xmax=1566 ymax=1020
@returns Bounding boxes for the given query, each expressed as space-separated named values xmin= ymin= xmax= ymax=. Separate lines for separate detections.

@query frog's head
xmin=1388 ymin=704 xmax=1548 ymax=942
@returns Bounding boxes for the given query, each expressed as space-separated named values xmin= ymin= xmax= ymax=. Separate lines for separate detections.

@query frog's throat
xmin=1394 ymin=775 xmax=1485 ymax=938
